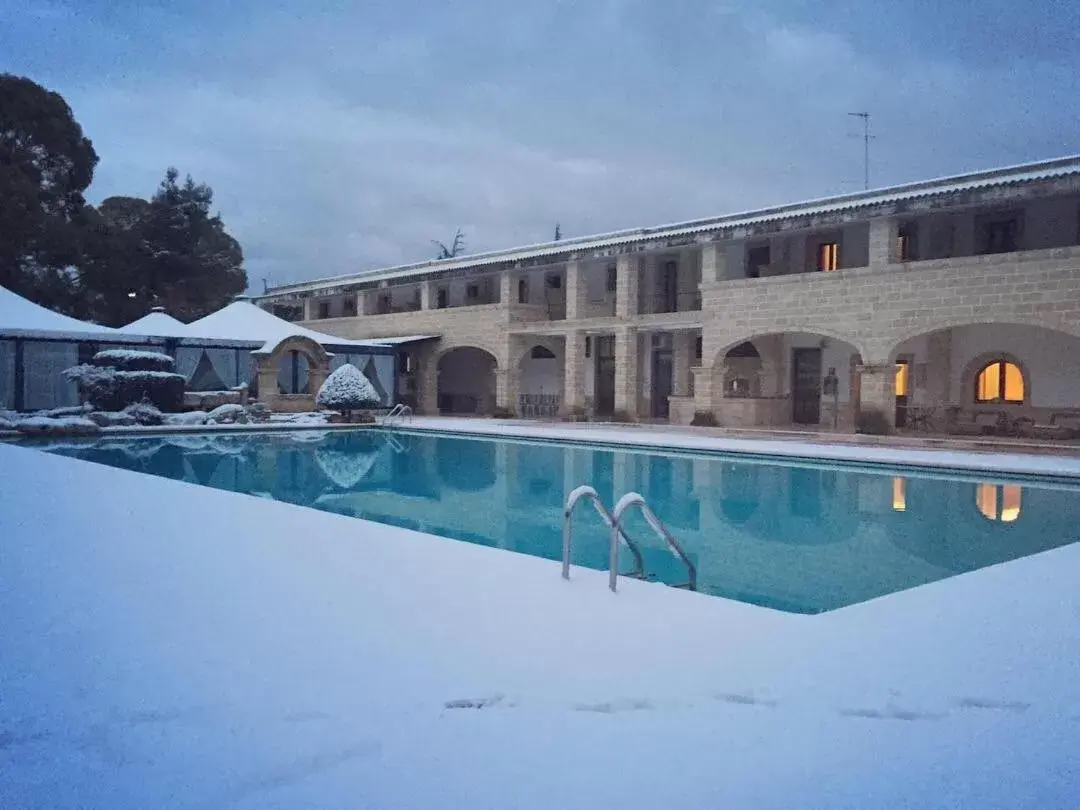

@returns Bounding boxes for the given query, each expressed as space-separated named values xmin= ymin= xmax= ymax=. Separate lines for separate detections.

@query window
xmin=585 ymin=336 xmax=592 ymax=358
xmin=316 ymin=301 xmax=330 ymax=319
xmin=695 ymin=336 xmax=703 ymax=361
xmin=976 ymin=483 xmax=1022 ymax=523
xmin=518 ymin=278 xmax=529 ymax=303
xmin=817 ymin=241 xmax=839 ymax=272
xmin=747 ymin=245 xmax=770 ymax=278
xmin=343 ymin=296 xmax=357 ymax=316
xmin=897 ymin=223 xmax=918 ymax=261
xmin=530 ymin=345 xmax=556 ymax=359
xmin=975 ymin=360 xmax=1024 ymax=403
xmin=605 ymin=265 xmax=617 ymax=293
xmin=436 ymin=287 xmax=448 ymax=308
xmin=545 ymin=273 xmax=562 ymax=289
xmin=377 ymin=293 xmax=391 ymax=314
xmin=466 ymin=283 xmax=479 ymax=300
xmin=981 ymin=216 xmax=1020 ymax=254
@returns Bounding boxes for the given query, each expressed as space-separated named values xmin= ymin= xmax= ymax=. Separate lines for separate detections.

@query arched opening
xmin=889 ymin=323 xmax=1080 ymax=435
xmin=517 ymin=343 xmax=563 ymax=418
xmin=253 ymin=335 xmax=330 ymax=412
xmin=709 ymin=332 xmax=864 ymax=429
xmin=437 ymin=347 xmax=497 ymax=415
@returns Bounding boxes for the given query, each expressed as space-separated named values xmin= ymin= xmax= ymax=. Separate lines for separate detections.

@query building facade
xmin=257 ymin=155 xmax=1080 ymax=433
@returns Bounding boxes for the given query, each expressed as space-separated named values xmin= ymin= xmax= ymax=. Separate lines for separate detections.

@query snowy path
xmin=2 ymin=442 xmax=1079 ymax=808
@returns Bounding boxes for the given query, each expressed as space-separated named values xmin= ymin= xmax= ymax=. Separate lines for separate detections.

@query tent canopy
xmin=183 ymin=299 xmax=389 ymax=348
xmin=119 ymin=308 xmax=190 ymax=338
xmin=0 ymin=285 xmax=121 ymax=338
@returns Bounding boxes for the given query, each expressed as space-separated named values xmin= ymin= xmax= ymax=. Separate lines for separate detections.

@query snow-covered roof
xmin=261 ymin=153 xmax=1080 ymax=297
xmin=183 ymin=299 xmax=386 ymax=348
xmin=0 ymin=285 xmax=126 ymax=340
xmin=119 ymin=308 xmax=190 ymax=338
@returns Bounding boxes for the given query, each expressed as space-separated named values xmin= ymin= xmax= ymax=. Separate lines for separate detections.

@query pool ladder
xmin=563 ymin=486 xmax=697 ymax=593
xmin=382 ymin=404 xmax=413 ymax=426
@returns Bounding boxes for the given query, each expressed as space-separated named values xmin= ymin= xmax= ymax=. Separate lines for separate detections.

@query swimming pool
xmin=37 ymin=428 xmax=1080 ymax=613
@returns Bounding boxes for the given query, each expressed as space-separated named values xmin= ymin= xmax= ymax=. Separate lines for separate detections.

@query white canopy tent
xmin=0 ymin=285 xmax=121 ymax=339
xmin=183 ymin=299 xmax=384 ymax=348
xmin=118 ymin=307 xmax=190 ymax=339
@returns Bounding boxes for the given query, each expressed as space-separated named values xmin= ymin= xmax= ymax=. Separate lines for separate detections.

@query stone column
xmin=302 ymin=297 xmax=317 ymax=321
xmin=700 ymin=243 xmax=726 ymax=283
xmin=857 ymin=363 xmax=896 ymax=431
xmin=565 ymin=261 xmax=588 ymax=321
xmin=494 ymin=367 xmax=516 ymax=415
xmin=420 ymin=281 xmax=434 ymax=310
xmin=692 ymin=366 xmax=713 ymax=416
xmin=361 ymin=290 xmax=378 ymax=315
xmin=562 ymin=330 xmax=587 ymax=414
xmin=869 ymin=217 xmax=900 ymax=268
xmin=672 ymin=332 xmax=694 ymax=396
xmin=926 ymin=329 xmax=953 ymax=403
xmin=614 ymin=326 xmax=638 ymax=419
xmin=499 ymin=269 xmax=517 ymax=305
xmin=417 ymin=352 xmax=439 ymax=415
xmin=615 ymin=255 xmax=639 ymax=319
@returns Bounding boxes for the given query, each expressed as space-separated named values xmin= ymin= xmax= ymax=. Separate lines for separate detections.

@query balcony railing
xmin=639 ymin=291 xmax=702 ymax=315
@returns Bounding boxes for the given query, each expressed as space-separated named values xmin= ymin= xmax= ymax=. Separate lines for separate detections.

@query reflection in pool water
xmin=36 ymin=429 xmax=1080 ymax=613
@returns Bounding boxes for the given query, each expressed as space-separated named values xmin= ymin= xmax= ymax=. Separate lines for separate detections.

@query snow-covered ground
xmin=398 ymin=416 xmax=1080 ymax=478
xmin=2 ymin=440 xmax=1079 ymax=808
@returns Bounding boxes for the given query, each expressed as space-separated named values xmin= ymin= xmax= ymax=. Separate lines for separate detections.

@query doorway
xmin=894 ymin=357 xmax=911 ymax=428
xmin=594 ymin=335 xmax=615 ymax=417
xmin=791 ymin=348 xmax=822 ymax=424
xmin=651 ymin=345 xmax=673 ymax=419
xmin=660 ymin=260 xmax=678 ymax=313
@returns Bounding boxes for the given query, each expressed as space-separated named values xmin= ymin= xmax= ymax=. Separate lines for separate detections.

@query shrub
xmin=122 ymin=401 xmax=165 ymax=426
xmin=65 ymin=364 xmax=184 ymax=412
xmin=492 ymin=406 xmax=516 ymax=419
xmin=856 ymin=408 xmax=891 ymax=435
xmin=316 ymin=364 xmax=380 ymax=420
xmin=91 ymin=349 xmax=175 ymax=372
xmin=690 ymin=410 xmax=718 ymax=427
xmin=206 ymin=403 xmax=249 ymax=424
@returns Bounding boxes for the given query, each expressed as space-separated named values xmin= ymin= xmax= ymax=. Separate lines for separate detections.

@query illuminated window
xmin=892 ymin=477 xmax=906 ymax=512
xmin=817 ymin=242 xmax=840 ymax=272
xmin=976 ymin=483 xmax=1022 ymax=522
xmin=975 ymin=360 xmax=1024 ymax=403
xmin=895 ymin=363 xmax=910 ymax=397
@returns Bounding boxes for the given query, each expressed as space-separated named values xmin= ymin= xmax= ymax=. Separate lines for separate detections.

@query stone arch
xmin=709 ymin=326 xmax=869 ymax=369
xmin=436 ymin=346 xmax=498 ymax=415
xmin=887 ymin=317 xmax=1080 ymax=359
xmin=253 ymin=334 xmax=330 ymax=412
xmin=961 ymin=351 xmax=1030 ymax=406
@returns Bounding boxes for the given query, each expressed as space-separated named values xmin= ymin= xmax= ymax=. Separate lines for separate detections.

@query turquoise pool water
xmin=38 ymin=428 xmax=1080 ymax=613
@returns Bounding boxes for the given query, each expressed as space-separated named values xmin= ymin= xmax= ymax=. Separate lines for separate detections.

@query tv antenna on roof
xmin=848 ymin=112 xmax=873 ymax=190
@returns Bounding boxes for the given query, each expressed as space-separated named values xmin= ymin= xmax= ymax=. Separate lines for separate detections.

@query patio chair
xmin=951 ymin=410 xmax=1008 ymax=437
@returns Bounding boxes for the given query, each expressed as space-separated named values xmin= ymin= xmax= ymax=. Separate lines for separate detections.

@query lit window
xmin=892 ymin=477 xmax=906 ymax=512
xmin=817 ymin=242 xmax=839 ymax=272
xmin=895 ymin=363 xmax=910 ymax=397
xmin=976 ymin=483 xmax=1022 ymax=522
xmin=975 ymin=360 xmax=1024 ymax=403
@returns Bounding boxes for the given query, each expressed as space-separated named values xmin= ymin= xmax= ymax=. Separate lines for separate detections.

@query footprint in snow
xmin=573 ymin=698 xmax=653 ymax=714
xmin=713 ymin=692 xmax=778 ymax=708
xmin=444 ymin=694 xmax=506 ymax=710
xmin=953 ymin=697 xmax=1031 ymax=713
xmin=838 ymin=704 xmax=944 ymax=722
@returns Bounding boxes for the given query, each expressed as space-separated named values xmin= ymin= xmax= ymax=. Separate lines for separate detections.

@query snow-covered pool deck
xmin=2 ymin=440 xmax=1080 ymax=808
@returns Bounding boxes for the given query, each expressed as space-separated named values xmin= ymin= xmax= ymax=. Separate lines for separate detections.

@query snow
xmin=316 ymin=363 xmax=380 ymax=410
xmin=93 ymin=348 xmax=175 ymax=367
xmin=164 ymin=410 xmax=209 ymax=426
xmin=397 ymin=417 xmax=1080 ymax=478
xmin=0 ymin=285 xmax=119 ymax=337
xmin=119 ymin=310 xmax=190 ymax=338
xmin=13 ymin=415 xmax=100 ymax=434
xmin=206 ymin=403 xmax=249 ymax=424
xmin=183 ymin=300 xmax=385 ymax=348
xmin=2 ymin=441 xmax=1080 ymax=808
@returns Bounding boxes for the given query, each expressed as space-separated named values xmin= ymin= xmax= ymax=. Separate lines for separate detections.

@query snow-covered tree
xmin=316 ymin=363 xmax=380 ymax=420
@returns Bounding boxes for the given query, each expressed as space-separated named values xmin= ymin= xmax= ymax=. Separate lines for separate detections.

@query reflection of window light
xmin=892 ymin=477 xmax=906 ymax=511
xmin=976 ymin=482 xmax=1022 ymax=522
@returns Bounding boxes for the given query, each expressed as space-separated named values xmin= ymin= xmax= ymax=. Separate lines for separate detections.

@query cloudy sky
xmin=3 ymin=0 xmax=1078 ymax=287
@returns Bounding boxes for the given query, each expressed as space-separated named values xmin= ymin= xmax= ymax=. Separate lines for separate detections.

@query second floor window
xmin=518 ymin=278 xmax=529 ymax=303
xmin=436 ymin=287 xmax=448 ymax=308
xmin=747 ymin=245 xmax=770 ymax=278
xmin=897 ymin=224 xmax=918 ymax=261
xmin=606 ymin=266 xmax=617 ymax=293
xmin=466 ymin=283 xmax=479 ymax=300
xmin=318 ymin=301 xmax=330 ymax=319
xmin=982 ymin=216 xmax=1020 ymax=254
xmin=343 ymin=296 xmax=357 ymax=316
xmin=817 ymin=242 xmax=839 ymax=272
xmin=377 ymin=294 xmax=391 ymax=314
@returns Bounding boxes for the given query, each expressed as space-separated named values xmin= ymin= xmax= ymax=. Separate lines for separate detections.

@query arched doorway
xmin=437 ymin=347 xmax=497 ymax=415
xmin=517 ymin=343 xmax=563 ymax=418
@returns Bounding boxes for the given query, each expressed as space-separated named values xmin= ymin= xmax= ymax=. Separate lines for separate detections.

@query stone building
xmin=256 ymin=154 xmax=1080 ymax=433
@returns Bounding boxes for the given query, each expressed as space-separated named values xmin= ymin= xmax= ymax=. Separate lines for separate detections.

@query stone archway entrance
xmin=253 ymin=335 xmax=330 ymax=412
xmin=437 ymin=347 xmax=497 ymax=415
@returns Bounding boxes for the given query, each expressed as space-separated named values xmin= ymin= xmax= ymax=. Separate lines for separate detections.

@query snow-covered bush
xmin=164 ymin=410 xmax=209 ymax=427
xmin=91 ymin=349 xmax=175 ymax=372
xmin=206 ymin=403 xmax=249 ymax=424
xmin=39 ymin=404 xmax=93 ymax=419
xmin=0 ymin=417 xmax=16 ymax=431
xmin=316 ymin=364 xmax=380 ymax=420
xmin=315 ymin=446 xmax=380 ymax=489
xmin=122 ymin=401 xmax=165 ymax=426
xmin=87 ymin=411 xmax=138 ymax=427
xmin=64 ymin=363 xmax=184 ymax=413
xmin=16 ymin=416 xmax=101 ymax=436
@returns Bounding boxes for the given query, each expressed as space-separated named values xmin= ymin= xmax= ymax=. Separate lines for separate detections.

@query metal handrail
xmin=383 ymin=403 xmax=413 ymax=425
xmin=609 ymin=492 xmax=697 ymax=592
xmin=563 ymin=485 xmax=645 ymax=582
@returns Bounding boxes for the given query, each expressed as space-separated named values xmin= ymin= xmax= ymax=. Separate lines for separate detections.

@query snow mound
xmin=164 ymin=411 xmax=210 ymax=427
xmin=15 ymin=416 xmax=101 ymax=435
xmin=92 ymin=349 xmax=175 ymax=372
xmin=316 ymin=364 xmax=380 ymax=412
xmin=88 ymin=411 xmax=138 ymax=427
xmin=206 ymin=404 xmax=249 ymax=424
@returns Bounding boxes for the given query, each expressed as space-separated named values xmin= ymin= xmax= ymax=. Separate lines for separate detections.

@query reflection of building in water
xmin=892 ymin=477 xmax=906 ymax=512
xmin=976 ymin=482 xmax=1022 ymax=523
